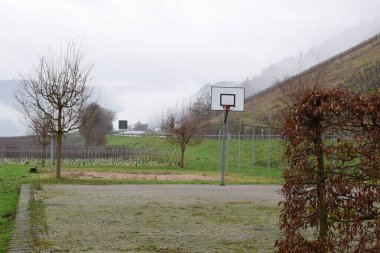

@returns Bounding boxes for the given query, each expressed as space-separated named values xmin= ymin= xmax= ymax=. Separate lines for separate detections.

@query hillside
xmin=241 ymin=20 xmax=380 ymax=97
xmin=219 ymin=34 xmax=380 ymax=128
xmin=193 ymin=20 xmax=380 ymax=99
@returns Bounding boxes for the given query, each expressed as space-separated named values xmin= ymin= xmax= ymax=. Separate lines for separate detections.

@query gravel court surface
xmin=37 ymin=184 xmax=282 ymax=252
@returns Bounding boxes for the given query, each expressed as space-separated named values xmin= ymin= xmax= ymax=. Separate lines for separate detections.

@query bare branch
xmin=16 ymin=41 xmax=93 ymax=178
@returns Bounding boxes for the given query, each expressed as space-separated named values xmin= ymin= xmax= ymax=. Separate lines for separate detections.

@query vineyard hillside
xmin=215 ymin=34 xmax=380 ymax=127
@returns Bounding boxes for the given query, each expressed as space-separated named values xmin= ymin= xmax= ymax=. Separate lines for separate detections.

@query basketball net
xmin=223 ymin=105 xmax=231 ymax=111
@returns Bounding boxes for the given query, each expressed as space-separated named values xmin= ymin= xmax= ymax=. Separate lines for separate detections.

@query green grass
xmin=29 ymin=197 xmax=50 ymax=251
xmin=0 ymin=165 xmax=39 ymax=252
xmin=106 ymin=135 xmax=285 ymax=183
xmin=107 ymin=135 xmax=169 ymax=148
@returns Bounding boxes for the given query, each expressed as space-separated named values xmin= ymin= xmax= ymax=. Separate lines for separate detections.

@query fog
xmin=0 ymin=0 xmax=379 ymax=136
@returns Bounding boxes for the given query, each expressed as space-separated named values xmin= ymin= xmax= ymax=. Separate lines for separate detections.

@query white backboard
xmin=211 ymin=86 xmax=245 ymax=111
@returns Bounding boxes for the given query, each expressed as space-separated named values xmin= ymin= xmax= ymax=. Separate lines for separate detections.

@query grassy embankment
xmin=0 ymin=165 xmax=39 ymax=252
xmin=62 ymin=135 xmax=286 ymax=185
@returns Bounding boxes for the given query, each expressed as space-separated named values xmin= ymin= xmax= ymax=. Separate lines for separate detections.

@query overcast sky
xmin=0 ymin=0 xmax=380 ymax=134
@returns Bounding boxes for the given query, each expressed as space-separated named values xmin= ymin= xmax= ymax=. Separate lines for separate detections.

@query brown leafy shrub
xmin=277 ymin=88 xmax=380 ymax=252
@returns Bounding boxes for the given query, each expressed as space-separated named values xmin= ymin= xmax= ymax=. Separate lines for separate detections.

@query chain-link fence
xmin=0 ymin=144 xmax=179 ymax=166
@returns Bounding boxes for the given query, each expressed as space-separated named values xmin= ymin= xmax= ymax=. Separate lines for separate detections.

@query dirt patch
xmin=62 ymin=171 xmax=219 ymax=181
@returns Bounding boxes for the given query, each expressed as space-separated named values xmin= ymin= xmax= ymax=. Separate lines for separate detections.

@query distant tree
xmin=191 ymin=92 xmax=212 ymax=119
xmin=132 ymin=121 xmax=148 ymax=131
xmin=16 ymin=42 xmax=93 ymax=178
xmin=79 ymin=103 xmax=115 ymax=145
xmin=269 ymin=68 xmax=324 ymax=131
xmin=31 ymin=118 xmax=51 ymax=168
xmin=161 ymin=107 xmax=202 ymax=168
xmin=19 ymin=109 xmax=52 ymax=168
xmin=161 ymin=115 xmax=174 ymax=134
xmin=342 ymin=61 xmax=380 ymax=95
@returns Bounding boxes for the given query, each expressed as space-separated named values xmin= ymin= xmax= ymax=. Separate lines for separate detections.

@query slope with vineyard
xmin=218 ymin=34 xmax=380 ymax=128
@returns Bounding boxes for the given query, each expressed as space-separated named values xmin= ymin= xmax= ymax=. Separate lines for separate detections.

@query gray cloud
xmin=0 ymin=0 xmax=379 ymax=134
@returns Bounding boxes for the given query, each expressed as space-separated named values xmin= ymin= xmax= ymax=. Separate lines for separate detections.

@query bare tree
xmin=16 ymin=42 xmax=93 ymax=178
xmin=341 ymin=61 xmax=380 ymax=95
xmin=17 ymin=92 xmax=52 ymax=168
xmin=161 ymin=107 xmax=202 ymax=168
xmin=79 ymin=103 xmax=115 ymax=145
xmin=267 ymin=68 xmax=324 ymax=131
xmin=31 ymin=118 xmax=51 ymax=168
xmin=191 ymin=92 xmax=212 ymax=119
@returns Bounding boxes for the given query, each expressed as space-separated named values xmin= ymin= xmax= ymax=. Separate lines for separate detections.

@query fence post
xmin=268 ymin=107 xmax=272 ymax=171
xmin=238 ymin=112 xmax=242 ymax=173
xmin=252 ymin=110 xmax=255 ymax=171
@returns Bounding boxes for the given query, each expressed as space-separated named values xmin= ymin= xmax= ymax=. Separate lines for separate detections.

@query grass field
xmin=106 ymin=135 xmax=285 ymax=182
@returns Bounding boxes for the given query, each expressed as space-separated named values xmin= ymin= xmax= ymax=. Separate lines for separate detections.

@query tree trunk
xmin=56 ymin=109 xmax=62 ymax=178
xmin=56 ymin=133 xmax=62 ymax=178
xmin=179 ymin=146 xmax=185 ymax=168
xmin=315 ymin=128 xmax=328 ymax=246
xmin=42 ymin=144 xmax=46 ymax=168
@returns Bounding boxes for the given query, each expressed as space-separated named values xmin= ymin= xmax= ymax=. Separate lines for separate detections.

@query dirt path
xmin=43 ymin=184 xmax=281 ymax=202
xmin=63 ymin=171 xmax=219 ymax=181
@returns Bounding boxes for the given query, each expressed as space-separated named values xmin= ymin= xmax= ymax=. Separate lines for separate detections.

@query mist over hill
xmin=195 ymin=81 xmax=238 ymax=95
xmin=242 ymin=19 xmax=380 ymax=96
xmin=0 ymin=80 xmax=19 ymax=105
xmin=0 ymin=80 xmax=25 ymax=136
xmin=1 ymin=20 xmax=379 ymax=137
xmin=195 ymin=18 xmax=380 ymax=97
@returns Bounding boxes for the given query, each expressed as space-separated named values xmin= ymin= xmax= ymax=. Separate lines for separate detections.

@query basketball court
xmin=34 ymin=184 xmax=281 ymax=252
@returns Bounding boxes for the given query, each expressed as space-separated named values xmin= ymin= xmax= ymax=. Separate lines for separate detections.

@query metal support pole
xmin=238 ymin=112 xmax=242 ymax=173
xmin=268 ymin=108 xmax=272 ymax=171
xmin=226 ymin=116 xmax=230 ymax=176
xmin=252 ymin=111 xmax=255 ymax=171
xmin=221 ymin=111 xmax=227 ymax=186
xmin=218 ymin=115 xmax=222 ymax=173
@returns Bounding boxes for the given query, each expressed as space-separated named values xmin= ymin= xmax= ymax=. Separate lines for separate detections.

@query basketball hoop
xmin=211 ymin=86 xmax=245 ymax=112
xmin=223 ymin=105 xmax=231 ymax=111
xmin=210 ymin=86 xmax=245 ymax=186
